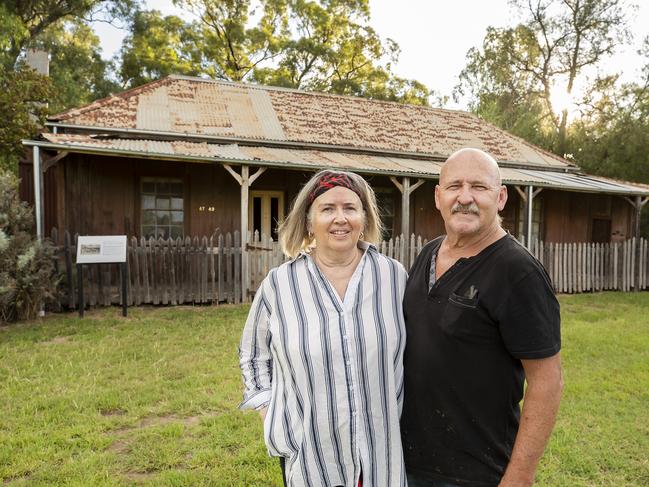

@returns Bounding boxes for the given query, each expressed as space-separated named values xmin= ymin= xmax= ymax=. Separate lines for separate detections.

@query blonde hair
xmin=278 ymin=170 xmax=384 ymax=258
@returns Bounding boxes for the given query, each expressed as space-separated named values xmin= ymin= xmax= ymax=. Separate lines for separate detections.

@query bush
xmin=0 ymin=170 xmax=58 ymax=322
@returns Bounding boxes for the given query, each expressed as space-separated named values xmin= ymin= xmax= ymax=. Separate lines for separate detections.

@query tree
xmin=38 ymin=19 xmax=121 ymax=113
xmin=118 ymin=10 xmax=210 ymax=87
xmin=0 ymin=0 xmax=134 ymax=173
xmin=456 ymin=25 xmax=557 ymax=149
xmin=456 ymin=0 xmax=634 ymax=155
xmin=0 ymin=0 xmax=137 ymax=69
xmin=252 ymin=0 xmax=430 ymax=103
xmin=118 ymin=0 xmax=432 ymax=105
xmin=566 ymin=37 xmax=649 ymax=182
xmin=564 ymin=37 xmax=649 ymax=236
xmin=0 ymin=64 xmax=51 ymax=173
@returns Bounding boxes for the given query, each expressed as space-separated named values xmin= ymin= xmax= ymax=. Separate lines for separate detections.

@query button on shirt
xmin=239 ymin=243 xmax=407 ymax=487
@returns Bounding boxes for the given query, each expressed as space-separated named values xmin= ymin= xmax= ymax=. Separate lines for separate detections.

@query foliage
xmin=563 ymin=37 xmax=649 ymax=236
xmin=0 ymin=64 xmax=52 ymax=174
xmin=118 ymin=10 xmax=208 ymax=86
xmin=1 ymin=294 xmax=648 ymax=484
xmin=456 ymin=25 xmax=557 ymax=149
xmin=566 ymin=38 xmax=649 ymax=182
xmin=118 ymin=0 xmax=432 ymax=105
xmin=0 ymin=0 xmax=138 ymax=70
xmin=37 ymin=19 xmax=121 ymax=113
xmin=456 ymin=0 xmax=634 ymax=155
xmin=0 ymin=170 xmax=57 ymax=323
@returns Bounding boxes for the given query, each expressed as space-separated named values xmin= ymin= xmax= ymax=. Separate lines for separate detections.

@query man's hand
xmin=498 ymin=353 xmax=563 ymax=487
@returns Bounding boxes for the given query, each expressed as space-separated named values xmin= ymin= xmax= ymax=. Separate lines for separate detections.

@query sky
xmin=93 ymin=0 xmax=649 ymax=110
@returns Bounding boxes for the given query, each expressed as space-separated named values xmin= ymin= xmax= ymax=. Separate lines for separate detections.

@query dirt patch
xmin=41 ymin=336 xmax=70 ymax=345
xmin=100 ymin=408 xmax=127 ymax=417
xmin=3 ymin=472 xmax=32 ymax=485
xmin=107 ymin=439 xmax=129 ymax=455
xmin=123 ymin=471 xmax=157 ymax=482
xmin=138 ymin=414 xmax=202 ymax=428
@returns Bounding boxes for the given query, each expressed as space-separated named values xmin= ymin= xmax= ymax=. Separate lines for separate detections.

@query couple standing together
xmin=239 ymin=148 xmax=563 ymax=487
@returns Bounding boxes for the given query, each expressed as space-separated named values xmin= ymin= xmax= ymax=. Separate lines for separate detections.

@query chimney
xmin=25 ymin=49 xmax=50 ymax=76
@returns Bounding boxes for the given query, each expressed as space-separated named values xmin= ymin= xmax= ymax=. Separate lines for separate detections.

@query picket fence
xmin=49 ymin=229 xmax=648 ymax=310
xmin=523 ymin=237 xmax=649 ymax=293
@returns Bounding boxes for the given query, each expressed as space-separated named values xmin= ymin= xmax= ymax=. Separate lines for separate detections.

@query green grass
xmin=1 ymin=293 xmax=648 ymax=486
xmin=538 ymin=293 xmax=649 ymax=487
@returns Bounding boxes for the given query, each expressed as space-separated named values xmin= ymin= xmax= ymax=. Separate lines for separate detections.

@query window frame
xmin=140 ymin=177 xmax=185 ymax=239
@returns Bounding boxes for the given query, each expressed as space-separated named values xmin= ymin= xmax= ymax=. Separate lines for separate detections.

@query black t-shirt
xmin=401 ymin=234 xmax=561 ymax=487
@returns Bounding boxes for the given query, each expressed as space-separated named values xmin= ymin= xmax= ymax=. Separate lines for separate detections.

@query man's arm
xmin=499 ymin=353 xmax=563 ymax=487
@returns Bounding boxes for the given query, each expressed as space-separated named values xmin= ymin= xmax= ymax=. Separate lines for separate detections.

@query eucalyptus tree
xmin=118 ymin=0 xmax=432 ymax=105
xmin=456 ymin=0 xmax=634 ymax=155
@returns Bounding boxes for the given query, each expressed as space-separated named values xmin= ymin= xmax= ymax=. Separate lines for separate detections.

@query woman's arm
xmin=239 ymin=277 xmax=274 ymax=411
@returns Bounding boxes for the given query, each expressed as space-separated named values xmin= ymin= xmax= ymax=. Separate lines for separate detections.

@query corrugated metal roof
xmin=49 ymin=75 xmax=573 ymax=170
xmin=33 ymin=133 xmax=649 ymax=196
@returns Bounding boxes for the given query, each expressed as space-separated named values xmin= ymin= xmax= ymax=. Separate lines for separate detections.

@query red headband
xmin=308 ymin=173 xmax=361 ymax=206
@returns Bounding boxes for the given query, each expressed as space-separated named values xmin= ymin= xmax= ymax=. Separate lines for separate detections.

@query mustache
xmin=451 ymin=203 xmax=479 ymax=215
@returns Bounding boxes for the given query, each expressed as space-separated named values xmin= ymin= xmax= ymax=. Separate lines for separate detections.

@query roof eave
xmin=22 ymin=138 xmax=649 ymax=197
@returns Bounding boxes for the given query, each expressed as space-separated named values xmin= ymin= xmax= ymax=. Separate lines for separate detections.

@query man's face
xmin=435 ymin=155 xmax=507 ymax=239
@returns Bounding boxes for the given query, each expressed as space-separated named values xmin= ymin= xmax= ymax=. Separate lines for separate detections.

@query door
xmin=249 ymin=191 xmax=284 ymax=242
xmin=591 ymin=218 xmax=611 ymax=243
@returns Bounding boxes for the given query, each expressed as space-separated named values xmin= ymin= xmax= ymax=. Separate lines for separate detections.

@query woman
xmin=239 ymin=170 xmax=408 ymax=487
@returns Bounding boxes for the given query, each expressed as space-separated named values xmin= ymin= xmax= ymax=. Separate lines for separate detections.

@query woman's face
xmin=308 ymin=186 xmax=365 ymax=256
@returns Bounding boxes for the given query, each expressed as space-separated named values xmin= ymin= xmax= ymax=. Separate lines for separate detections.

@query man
xmin=401 ymin=148 xmax=563 ymax=487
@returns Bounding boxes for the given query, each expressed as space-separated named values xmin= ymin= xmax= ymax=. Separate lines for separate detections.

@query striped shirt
xmin=239 ymin=242 xmax=407 ymax=487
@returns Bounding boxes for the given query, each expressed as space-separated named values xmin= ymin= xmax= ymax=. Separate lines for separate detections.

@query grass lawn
xmin=1 ymin=293 xmax=648 ymax=486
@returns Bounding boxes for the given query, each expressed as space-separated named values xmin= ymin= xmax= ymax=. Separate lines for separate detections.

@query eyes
xmin=319 ymin=204 xmax=360 ymax=213
xmin=445 ymin=183 xmax=490 ymax=192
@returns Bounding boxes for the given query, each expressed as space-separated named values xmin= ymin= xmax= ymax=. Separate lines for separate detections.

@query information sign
xmin=76 ymin=235 xmax=127 ymax=264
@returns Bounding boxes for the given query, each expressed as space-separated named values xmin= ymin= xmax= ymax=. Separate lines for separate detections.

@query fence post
xmin=234 ymin=231 xmax=242 ymax=303
xmin=64 ymin=230 xmax=74 ymax=309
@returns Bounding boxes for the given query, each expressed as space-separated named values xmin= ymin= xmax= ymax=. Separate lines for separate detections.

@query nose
xmin=333 ymin=208 xmax=347 ymax=222
xmin=457 ymin=183 xmax=474 ymax=204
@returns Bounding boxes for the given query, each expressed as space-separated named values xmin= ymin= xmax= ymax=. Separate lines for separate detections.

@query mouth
xmin=330 ymin=229 xmax=351 ymax=236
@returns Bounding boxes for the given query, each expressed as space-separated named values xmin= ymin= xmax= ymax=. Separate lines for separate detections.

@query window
xmin=375 ymin=188 xmax=395 ymax=240
xmin=141 ymin=178 xmax=184 ymax=239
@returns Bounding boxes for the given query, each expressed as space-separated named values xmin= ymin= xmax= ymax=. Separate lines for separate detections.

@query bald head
xmin=440 ymin=148 xmax=502 ymax=187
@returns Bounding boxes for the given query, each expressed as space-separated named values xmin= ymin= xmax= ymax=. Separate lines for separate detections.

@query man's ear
xmin=434 ymin=184 xmax=441 ymax=211
xmin=497 ymin=185 xmax=508 ymax=211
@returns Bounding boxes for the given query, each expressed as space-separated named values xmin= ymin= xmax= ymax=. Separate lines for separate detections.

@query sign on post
xmin=76 ymin=236 xmax=128 ymax=317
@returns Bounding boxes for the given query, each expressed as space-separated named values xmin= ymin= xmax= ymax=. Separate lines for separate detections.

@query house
xmin=20 ymin=75 xmax=649 ymax=296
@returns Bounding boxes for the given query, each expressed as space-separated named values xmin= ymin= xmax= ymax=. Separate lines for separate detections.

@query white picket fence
xmin=249 ymin=232 xmax=649 ymax=295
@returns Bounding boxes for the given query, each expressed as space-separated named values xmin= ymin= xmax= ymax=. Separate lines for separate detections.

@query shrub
xmin=0 ymin=169 xmax=57 ymax=322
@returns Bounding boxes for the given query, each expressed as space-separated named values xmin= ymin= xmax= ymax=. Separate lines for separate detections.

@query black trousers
xmin=279 ymin=457 xmax=287 ymax=487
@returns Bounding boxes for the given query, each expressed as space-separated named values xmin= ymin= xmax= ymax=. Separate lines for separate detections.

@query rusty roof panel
xmin=48 ymin=76 xmax=574 ymax=169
